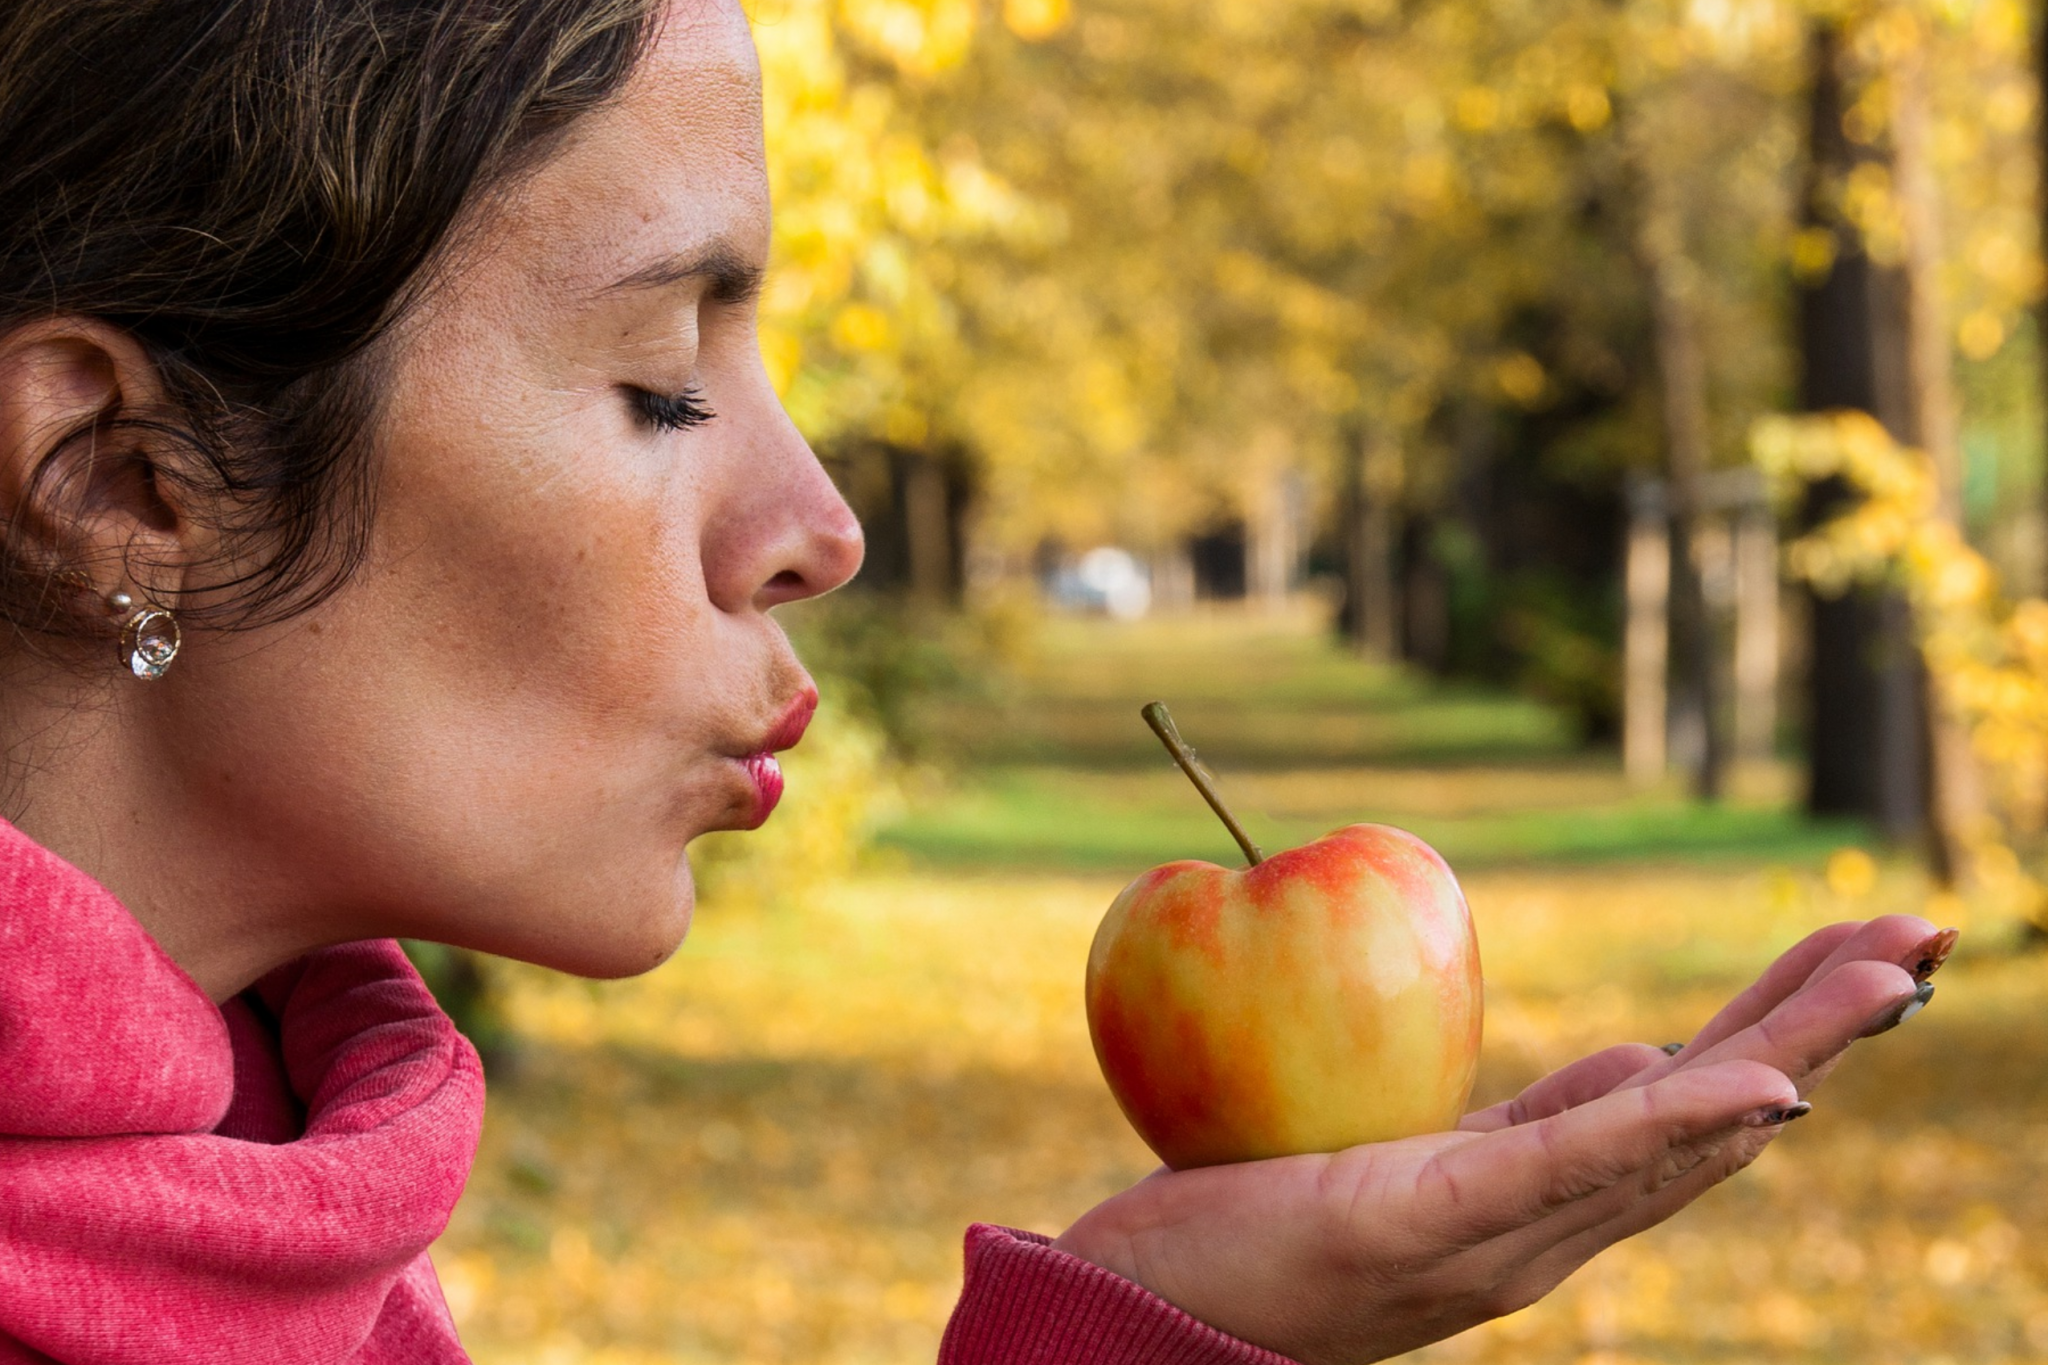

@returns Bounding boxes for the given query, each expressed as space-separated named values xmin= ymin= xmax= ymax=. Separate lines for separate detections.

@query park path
xmin=438 ymin=607 xmax=2034 ymax=1365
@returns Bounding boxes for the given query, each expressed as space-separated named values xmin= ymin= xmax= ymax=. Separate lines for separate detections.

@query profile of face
xmin=0 ymin=0 xmax=863 ymax=991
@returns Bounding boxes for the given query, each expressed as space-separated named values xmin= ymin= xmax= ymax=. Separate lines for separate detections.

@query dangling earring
xmin=108 ymin=590 xmax=181 ymax=681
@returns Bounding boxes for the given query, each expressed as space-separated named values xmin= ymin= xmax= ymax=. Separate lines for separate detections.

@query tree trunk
xmin=1797 ymin=21 xmax=1929 ymax=843
xmin=1342 ymin=426 xmax=1401 ymax=657
xmin=1894 ymin=42 xmax=1961 ymax=517
xmin=1894 ymin=24 xmax=1981 ymax=885
xmin=903 ymin=451 xmax=953 ymax=605
xmin=2037 ymin=0 xmax=2048 ymax=597
xmin=1731 ymin=502 xmax=1781 ymax=763
xmin=1338 ymin=431 xmax=1364 ymax=643
xmin=1152 ymin=544 xmax=1196 ymax=614
xmin=1624 ymin=480 xmax=1671 ymax=787
xmin=1401 ymin=516 xmax=1451 ymax=673
xmin=1247 ymin=469 xmax=1297 ymax=612
xmin=1633 ymin=134 xmax=1725 ymax=801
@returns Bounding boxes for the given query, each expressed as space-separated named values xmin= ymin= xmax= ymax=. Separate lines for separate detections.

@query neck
xmin=0 ymin=661 xmax=338 ymax=1002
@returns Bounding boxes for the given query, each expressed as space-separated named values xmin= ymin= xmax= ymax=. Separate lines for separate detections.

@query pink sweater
xmin=0 ymin=821 xmax=1290 ymax=1364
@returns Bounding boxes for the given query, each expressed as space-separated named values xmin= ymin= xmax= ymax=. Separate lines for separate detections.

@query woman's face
xmin=163 ymin=0 xmax=862 ymax=977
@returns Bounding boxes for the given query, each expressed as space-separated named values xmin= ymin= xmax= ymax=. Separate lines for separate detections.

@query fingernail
xmin=1744 ymin=1101 xmax=1813 ymax=1128
xmin=1858 ymin=980 xmax=1935 ymax=1038
xmin=1904 ymin=928 xmax=1960 ymax=984
xmin=1660 ymin=1042 xmax=1686 ymax=1056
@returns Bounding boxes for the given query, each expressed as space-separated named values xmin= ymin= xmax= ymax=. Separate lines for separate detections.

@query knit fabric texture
xmin=941 ymin=1226 xmax=1298 ymax=1365
xmin=0 ymin=820 xmax=484 ymax=1364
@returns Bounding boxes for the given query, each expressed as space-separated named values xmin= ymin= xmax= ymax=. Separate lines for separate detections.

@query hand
xmin=1054 ymin=914 xmax=1950 ymax=1365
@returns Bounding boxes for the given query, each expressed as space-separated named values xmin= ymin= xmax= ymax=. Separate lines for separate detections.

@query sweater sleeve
xmin=938 ymin=1225 xmax=1299 ymax=1365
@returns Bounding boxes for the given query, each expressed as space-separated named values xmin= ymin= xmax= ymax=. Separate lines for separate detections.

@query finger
xmin=1661 ymin=921 xmax=1862 ymax=1062
xmin=1793 ymin=914 xmax=1944 ymax=992
xmin=1456 ymin=930 xmax=1939 ymax=1305
xmin=1627 ymin=916 xmax=1935 ymax=1089
xmin=1637 ymin=957 xmax=1918 ymax=1098
xmin=1471 ymin=1073 xmax=1809 ymax=1274
xmin=1416 ymin=1059 xmax=1794 ymax=1248
xmin=1461 ymin=1044 xmax=1670 ymax=1134
xmin=1493 ymin=1095 xmax=1792 ymax=1309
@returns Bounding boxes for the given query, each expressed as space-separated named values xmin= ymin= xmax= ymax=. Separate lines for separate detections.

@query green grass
xmin=882 ymin=605 xmax=1868 ymax=872
xmin=879 ymin=765 xmax=1864 ymax=872
xmin=919 ymin=610 xmax=1575 ymax=769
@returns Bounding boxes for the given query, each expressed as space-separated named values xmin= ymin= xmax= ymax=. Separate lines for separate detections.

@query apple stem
xmin=1141 ymin=701 xmax=1265 ymax=868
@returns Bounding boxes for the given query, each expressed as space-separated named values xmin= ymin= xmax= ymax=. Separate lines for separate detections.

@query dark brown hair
xmin=0 ymin=0 xmax=661 ymax=638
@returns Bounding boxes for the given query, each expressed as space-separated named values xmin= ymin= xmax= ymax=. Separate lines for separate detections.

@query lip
xmin=738 ymin=688 xmax=818 ymax=828
xmin=740 ymin=752 xmax=787 ymax=829
xmin=762 ymin=688 xmax=819 ymax=754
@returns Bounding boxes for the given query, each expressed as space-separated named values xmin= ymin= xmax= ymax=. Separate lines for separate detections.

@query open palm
xmin=1055 ymin=915 xmax=1949 ymax=1365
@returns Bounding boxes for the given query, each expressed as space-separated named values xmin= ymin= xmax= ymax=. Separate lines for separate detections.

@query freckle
xmin=307 ymin=622 xmax=323 ymax=636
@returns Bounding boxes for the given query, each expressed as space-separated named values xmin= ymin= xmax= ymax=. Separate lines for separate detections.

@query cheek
xmin=364 ymin=302 xmax=716 ymax=716
xmin=175 ymin=421 xmax=726 ymax=892
xmin=380 ymin=415 xmax=712 ymax=731
xmin=168 ymin=432 xmax=729 ymax=963
xmin=501 ymin=504 xmax=702 ymax=716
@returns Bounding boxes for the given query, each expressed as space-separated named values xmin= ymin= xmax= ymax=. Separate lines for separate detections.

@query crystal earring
xmin=108 ymin=590 xmax=181 ymax=681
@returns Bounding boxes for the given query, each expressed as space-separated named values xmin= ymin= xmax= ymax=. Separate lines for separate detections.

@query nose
xmin=756 ymin=461 xmax=864 ymax=610
xmin=706 ymin=403 xmax=864 ymax=615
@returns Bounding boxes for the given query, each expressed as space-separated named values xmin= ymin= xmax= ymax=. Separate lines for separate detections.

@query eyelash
xmin=631 ymin=385 xmax=716 ymax=433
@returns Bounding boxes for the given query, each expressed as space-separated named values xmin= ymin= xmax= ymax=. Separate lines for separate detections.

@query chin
xmin=503 ymin=862 xmax=697 ymax=980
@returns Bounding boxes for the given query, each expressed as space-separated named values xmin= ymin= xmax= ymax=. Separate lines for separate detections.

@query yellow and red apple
xmin=1086 ymin=823 xmax=1483 ymax=1170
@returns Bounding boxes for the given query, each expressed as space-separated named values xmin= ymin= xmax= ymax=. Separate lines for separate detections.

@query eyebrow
xmin=600 ymin=239 xmax=766 ymax=305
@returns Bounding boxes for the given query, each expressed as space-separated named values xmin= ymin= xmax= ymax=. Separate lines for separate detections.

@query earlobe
xmin=0 ymin=317 xmax=190 ymax=601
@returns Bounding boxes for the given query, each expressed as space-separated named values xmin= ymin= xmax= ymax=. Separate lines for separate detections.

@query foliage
xmin=1754 ymin=410 xmax=2048 ymax=923
xmin=749 ymin=0 xmax=2048 ymax=729
xmin=753 ymin=0 xmax=1789 ymax=546
xmin=1814 ymin=0 xmax=2039 ymax=362
xmin=753 ymin=0 xmax=1056 ymax=449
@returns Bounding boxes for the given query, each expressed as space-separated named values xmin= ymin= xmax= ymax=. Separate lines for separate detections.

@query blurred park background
xmin=426 ymin=0 xmax=2048 ymax=1359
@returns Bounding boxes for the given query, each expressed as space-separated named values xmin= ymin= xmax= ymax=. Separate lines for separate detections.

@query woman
xmin=0 ymin=1 xmax=1948 ymax=1362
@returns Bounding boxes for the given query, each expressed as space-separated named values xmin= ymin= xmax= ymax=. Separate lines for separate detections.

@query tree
xmin=1794 ymin=18 xmax=1930 ymax=842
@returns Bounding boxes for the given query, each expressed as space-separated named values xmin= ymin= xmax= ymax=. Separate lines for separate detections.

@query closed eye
xmin=631 ymin=385 xmax=716 ymax=433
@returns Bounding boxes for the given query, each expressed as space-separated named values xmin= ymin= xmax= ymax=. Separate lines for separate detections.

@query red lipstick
xmin=742 ymin=751 xmax=786 ymax=827
xmin=763 ymin=688 xmax=819 ymax=753
xmin=740 ymin=688 xmax=818 ymax=827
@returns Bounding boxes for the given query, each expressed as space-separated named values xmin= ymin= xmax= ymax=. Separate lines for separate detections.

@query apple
xmin=1085 ymin=707 xmax=1482 ymax=1170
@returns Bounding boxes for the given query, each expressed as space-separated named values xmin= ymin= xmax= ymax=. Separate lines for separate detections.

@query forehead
xmin=488 ymin=0 xmax=767 ymax=298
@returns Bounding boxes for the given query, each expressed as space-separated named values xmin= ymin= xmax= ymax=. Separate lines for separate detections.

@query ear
xmin=0 ymin=317 xmax=195 ymax=606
